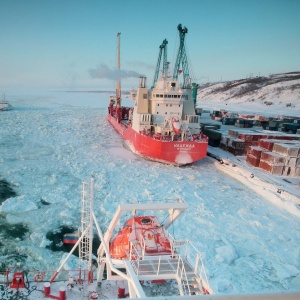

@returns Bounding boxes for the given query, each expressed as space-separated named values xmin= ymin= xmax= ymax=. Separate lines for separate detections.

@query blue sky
xmin=0 ymin=0 xmax=299 ymax=90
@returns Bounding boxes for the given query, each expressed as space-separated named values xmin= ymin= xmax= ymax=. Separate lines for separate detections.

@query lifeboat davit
xmin=172 ymin=117 xmax=181 ymax=134
xmin=109 ymin=216 xmax=172 ymax=259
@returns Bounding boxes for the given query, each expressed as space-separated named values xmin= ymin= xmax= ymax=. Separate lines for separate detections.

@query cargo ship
xmin=108 ymin=25 xmax=208 ymax=166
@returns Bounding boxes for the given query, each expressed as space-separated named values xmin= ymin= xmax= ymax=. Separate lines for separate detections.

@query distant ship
xmin=107 ymin=25 xmax=208 ymax=166
xmin=0 ymin=93 xmax=12 ymax=111
xmin=63 ymin=233 xmax=79 ymax=245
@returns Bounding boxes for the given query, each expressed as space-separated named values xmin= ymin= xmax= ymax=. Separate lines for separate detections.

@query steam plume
xmin=89 ymin=64 xmax=142 ymax=80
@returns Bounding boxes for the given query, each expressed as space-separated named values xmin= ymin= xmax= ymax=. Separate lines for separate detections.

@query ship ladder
xmin=177 ymin=256 xmax=209 ymax=296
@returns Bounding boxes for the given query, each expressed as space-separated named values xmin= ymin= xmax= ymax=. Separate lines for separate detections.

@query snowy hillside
xmin=197 ymin=72 xmax=300 ymax=117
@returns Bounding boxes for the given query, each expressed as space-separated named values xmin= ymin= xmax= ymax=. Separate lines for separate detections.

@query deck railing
xmin=129 ymin=240 xmax=202 ymax=296
xmin=176 ymin=255 xmax=193 ymax=295
xmin=168 ymin=234 xmax=212 ymax=294
xmin=0 ymin=268 xmax=91 ymax=285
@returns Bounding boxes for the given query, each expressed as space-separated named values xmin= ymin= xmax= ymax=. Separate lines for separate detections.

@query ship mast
xmin=116 ymin=32 xmax=121 ymax=106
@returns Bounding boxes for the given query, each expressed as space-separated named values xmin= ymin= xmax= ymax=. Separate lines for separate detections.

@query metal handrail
xmin=0 ymin=268 xmax=92 ymax=284
xmin=176 ymin=256 xmax=192 ymax=295
xmin=140 ymin=234 xmax=146 ymax=258
xmin=168 ymin=234 xmax=212 ymax=294
xmin=129 ymin=234 xmax=212 ymax=294
xmin=129 ymin=240 xmax=143 ymax=275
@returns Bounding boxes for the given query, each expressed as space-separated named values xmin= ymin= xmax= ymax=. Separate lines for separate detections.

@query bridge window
xmin=142 ymin=218 xmax=151 ymax=224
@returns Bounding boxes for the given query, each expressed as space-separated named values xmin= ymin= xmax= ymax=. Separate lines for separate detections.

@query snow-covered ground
xmin=0 ymin=90 xmax=300 ymax=295
xmin=198 ymin=72 xmax=300 ymax=117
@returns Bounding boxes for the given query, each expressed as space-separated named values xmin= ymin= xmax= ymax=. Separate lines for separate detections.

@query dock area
xmin=198 ymin=112 xmax=300 ymax=212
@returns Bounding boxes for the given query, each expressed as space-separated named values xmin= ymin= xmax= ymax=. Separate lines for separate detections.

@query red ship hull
xmin=108 ymin=114 xmax=208 ymax=166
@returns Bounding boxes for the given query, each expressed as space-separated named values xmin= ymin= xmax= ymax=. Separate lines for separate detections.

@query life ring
xmin=34 ymin=272 xmax=44 ymax=282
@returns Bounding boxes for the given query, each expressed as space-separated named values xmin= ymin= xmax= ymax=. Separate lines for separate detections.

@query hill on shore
xmin=197 ymin=71 xmax=300 ymax=117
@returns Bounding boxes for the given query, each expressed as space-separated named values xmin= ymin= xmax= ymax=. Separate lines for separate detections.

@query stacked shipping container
xmin=218 ymin=129 xmax=300 ymax=176
xmin=246 ymin=140 xmax=300 ymax=176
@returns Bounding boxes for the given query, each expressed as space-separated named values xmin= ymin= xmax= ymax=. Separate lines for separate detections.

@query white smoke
xmin=89 ymin=64 xmax=142 ymax=80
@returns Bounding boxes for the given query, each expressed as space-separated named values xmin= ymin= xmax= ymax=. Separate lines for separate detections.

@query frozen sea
xmin=0 ymin=90 xmax=300 ymax=295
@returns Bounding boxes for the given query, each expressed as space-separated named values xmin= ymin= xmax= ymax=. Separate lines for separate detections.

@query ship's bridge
xmin=152 ymin=92 xmax=184 ymax=103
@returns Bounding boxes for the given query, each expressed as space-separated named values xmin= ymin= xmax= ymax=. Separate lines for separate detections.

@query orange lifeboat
xmin=109 ymin=216 xmax=172 ymax=259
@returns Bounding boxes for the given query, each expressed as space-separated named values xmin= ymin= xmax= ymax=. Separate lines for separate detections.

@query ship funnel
xmin=139 ymin=76 xmax=147 ymax=88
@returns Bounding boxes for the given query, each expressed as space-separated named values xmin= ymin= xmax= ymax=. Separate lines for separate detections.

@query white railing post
xmin=157 ymin=256 xmax=161 ymax=275
xmin=194 ymin=253 xmax=200 ymax=274
xmin=137 ymin=257 xmax=140 ymax=276
xmin=130 ymin=241 xmax=133 ymax=260
xmin=176 ymin=256 xmax=191 ymax=296
xmin=140 ymin=234 xmax=145 ymax=259
xmin=185 ymin=240 xmax=189 ymax=259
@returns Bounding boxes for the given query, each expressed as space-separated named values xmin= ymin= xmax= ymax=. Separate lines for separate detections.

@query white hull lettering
xmin=174 ymin=144 xmax=195 ymax=149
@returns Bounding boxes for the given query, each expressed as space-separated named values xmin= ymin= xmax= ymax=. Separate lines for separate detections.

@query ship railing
xmin=141 ymin=131 xmax=207 ymax=143
xmin=0 ymin=268 xmax=93 ymax=285
xmin=129 ymin=233 xmax=162 ymax=261
xmin=176 ymin=255 xmax=193 ymax=295
xmin=0 ymin=100 xmax=9 ymax=104
xmin=168 ymin=234 xmax=212 ymax=294
xmin=130 ymin=239 xmax=145 ymax=260
xmin=129 ymin=252 xmax=177 ymax=277
xmin=126 ymin=197 xmax=185 ymax=205
xmin=129 ymin=238 xmax=208 ymax=295
xmin=128 ymin=250 xmax=195 ymax=295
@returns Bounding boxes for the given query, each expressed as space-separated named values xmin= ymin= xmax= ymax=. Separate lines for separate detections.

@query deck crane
xmin=173 ymin=24 xmax=190 ymax=89
xmin=152 ymin=38 xmax=168 ymax=88
xmin=173 ymin=24 xmax=199 ymax=106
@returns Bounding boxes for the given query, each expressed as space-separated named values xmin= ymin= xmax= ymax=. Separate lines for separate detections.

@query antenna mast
xmin=116 ymin=32 xmax=121 ymax=105
xmin=79 ymin=177 xmax=94 ymax=283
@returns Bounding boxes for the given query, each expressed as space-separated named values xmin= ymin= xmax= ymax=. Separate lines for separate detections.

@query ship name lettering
xmin=174 ymin=144 xmax=195 ymax=149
